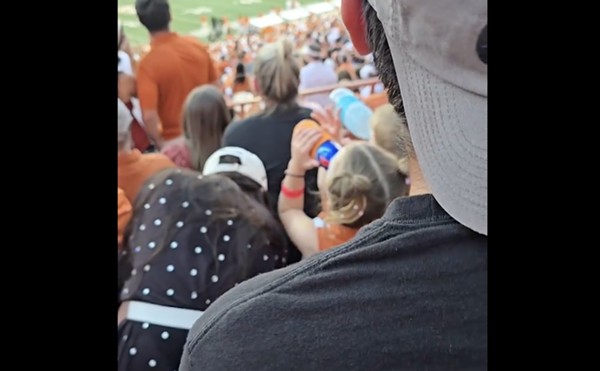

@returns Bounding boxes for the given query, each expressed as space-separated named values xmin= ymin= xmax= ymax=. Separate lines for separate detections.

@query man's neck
xmin=150 ymin=29 xmax=171 ymax=40
xmin=262 ymin=98 xmax=296 ymax=110
xmin=407 ymin=157 xmax=432 ymax=196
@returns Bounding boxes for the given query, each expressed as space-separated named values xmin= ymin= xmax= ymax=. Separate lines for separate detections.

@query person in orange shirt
xmin=223 ymin=62 xmax=253 ymax=95
xmin=231 ymin=63 xmax=253 ymax=94
xmin=117 ymin=188 xmax=132 ymax=249
xmin=118 ymin=99 xmax=176 ymax=203
xmin=135 ymin=0 xmax=219 ymax=148
xmin=278 ymin=129 xmax=409 ymax=258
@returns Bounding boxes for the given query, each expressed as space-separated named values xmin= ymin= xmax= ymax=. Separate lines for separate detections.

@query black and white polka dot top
xmin=118 ymin=169 xmax=288 ymax=312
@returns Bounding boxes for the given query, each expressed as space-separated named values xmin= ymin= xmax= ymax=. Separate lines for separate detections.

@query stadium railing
xmin=229 ymin=77 xmax=381 ymax=118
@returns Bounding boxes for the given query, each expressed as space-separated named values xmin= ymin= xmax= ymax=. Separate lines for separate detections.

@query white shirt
xmin=327 ymin=28 xmax=340 ymax=46
xmin=118 ymin=51 xmax=134 ymax=76
xmin=129 ymin=97 xmax=144 ymax=127
xmin=324 ymin=58 xmax=336 ymax=69
xmin=358 ymin=64 xmax=384 ymax=97
xmin=299 ymin=61 xmax=338 ymax=108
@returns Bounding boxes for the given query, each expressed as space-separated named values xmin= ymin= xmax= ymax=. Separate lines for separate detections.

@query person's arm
xmin=278 ymin=128 xmax=322 ymax=258
xmin=207 ymin=54 xmax=220 ymax=87
xmin=117 ymin=73 xmax=136 ymax=104
xmin=142 ymin=113 xmax=162 ymax=149
xmin=117 ymin=189 xmax=132 ymax=249
xmin=136 ymin=63 xmax=163 ymax=148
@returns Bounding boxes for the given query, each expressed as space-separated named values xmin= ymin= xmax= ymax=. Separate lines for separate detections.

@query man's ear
xmin=341 ymin=0 xmax=371 ymax=55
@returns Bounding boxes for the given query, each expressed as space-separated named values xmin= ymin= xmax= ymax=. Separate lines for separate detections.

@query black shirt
xmin=180 ymin=194 xmax=488 ymax=370
xmin=223 ymin=105 xmax=320 ymax=263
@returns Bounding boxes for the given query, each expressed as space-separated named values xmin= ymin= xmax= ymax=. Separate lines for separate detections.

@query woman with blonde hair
xmin=368 ymin=103 xmax=412 ymax=176
xmin=161 ymin=85 xmax=231 ymax=170
xmin=279 ymin=128 xmax=409 ymax=257
xmin=222 ymin=38 xmax=319 ymax=265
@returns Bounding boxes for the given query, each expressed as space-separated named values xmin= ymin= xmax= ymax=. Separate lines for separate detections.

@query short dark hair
xmin=362 ymin=0 xmax=404 ymax=116
xmin=337 ymin=70 xmax=352 ymax=82
xmin=219 ymin=171 xmax=271 ymax=210
xmin=234 ymin=63 xmax=246 ymax=84
xmin=135 ymin=0 xmax=170 ymax=33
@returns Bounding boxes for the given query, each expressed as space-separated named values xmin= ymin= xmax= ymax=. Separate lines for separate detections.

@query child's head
xmin=324 ymin=142 xmax=409 ymax=228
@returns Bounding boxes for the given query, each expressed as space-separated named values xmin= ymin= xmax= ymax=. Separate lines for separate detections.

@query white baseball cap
xmin=202 ymin=147 xmax=268 ymax=191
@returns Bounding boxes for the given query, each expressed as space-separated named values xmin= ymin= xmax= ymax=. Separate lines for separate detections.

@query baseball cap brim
xmin=364 ymin=0 xmax=488 ymax=235
xmin=390 ymin=45 xmax=487 ymax=235
xmin=202 ymin=147 xmax=269 ymax=191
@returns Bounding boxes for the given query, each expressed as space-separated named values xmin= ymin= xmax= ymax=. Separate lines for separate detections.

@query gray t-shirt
xmin=180 ymin=194 xmax=487 ymax=370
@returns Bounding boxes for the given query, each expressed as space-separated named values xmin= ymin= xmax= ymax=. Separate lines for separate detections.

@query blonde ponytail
xmin=254 ymin=38 xmax=300 ymax=112
xmin=324 ymin=142 xmax=410 ymax=229
xmin=326 ymin=173 xmax=372 ymax=225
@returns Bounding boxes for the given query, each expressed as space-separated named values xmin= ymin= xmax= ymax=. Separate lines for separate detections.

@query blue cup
xmin=315 ymin=140 xmax=340 ymax=169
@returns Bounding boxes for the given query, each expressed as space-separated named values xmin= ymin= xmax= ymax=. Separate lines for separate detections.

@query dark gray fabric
xmin=180 ymin=194 xmax=487 ymax=371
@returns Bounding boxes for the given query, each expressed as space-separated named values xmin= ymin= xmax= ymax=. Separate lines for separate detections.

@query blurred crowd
xmin=118 ymin=0 xmax=487 ymax=370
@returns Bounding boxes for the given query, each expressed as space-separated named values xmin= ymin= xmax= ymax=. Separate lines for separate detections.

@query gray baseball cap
xmin=367 ymin=0 xmax=488 ymax=235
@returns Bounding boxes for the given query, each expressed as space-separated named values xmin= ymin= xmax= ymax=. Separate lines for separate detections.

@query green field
xmin=118 ymin=0 xmax=326 ymax=46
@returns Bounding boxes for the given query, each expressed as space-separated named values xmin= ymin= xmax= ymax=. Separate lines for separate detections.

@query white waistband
xmin=125 ymin=301 xmax=204 ymax=330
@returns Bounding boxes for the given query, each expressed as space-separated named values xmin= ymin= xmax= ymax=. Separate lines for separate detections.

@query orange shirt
xmin=117 ymin=149 xmax=176 ymax=203
xmin=224 ymin=73 xmax=253 ymax=93
xmin=363 ymin=91 xmax=389 ymax=111
xmin=117 ymin=188 xmax=132 ymax=248
xmin=315 ymin=212 xmax=359 ymax=251
xmin=137 ymin=33 xmax=218 ymax=141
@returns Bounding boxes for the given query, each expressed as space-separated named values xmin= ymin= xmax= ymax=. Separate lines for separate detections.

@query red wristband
xmin=281 ymin=183 xmax=304 ymax=198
